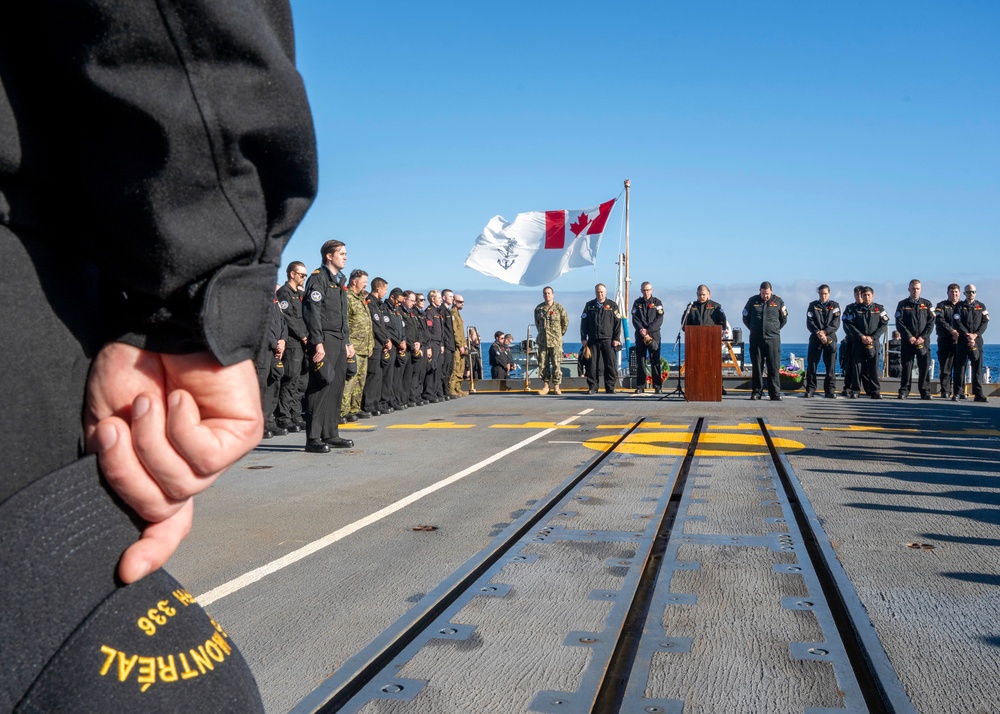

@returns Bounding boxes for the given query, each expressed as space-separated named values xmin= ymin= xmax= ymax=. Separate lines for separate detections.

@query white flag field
xmin=464 ymin=199 xmax=617 ymax=286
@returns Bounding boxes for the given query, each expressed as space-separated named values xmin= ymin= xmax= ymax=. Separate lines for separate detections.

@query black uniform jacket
xmin=686 ymin=300 xmax=727 ymax=328
xmin=632 ymin=297 xmax=664 ymax=335
xmin=742 ymin=295 xmax=787 ymax=339
xmin=581 ymin=299 xmax=623 ymax=343
xmin=368 ymin=295 xmax=390 ymax=347
xmin=441 ymin=305 xmax=457 ymax=350
xmin=955 ymin=300 xmax=990 ymax=339
xmin=806 ymin=300 xmax=841 ymax=340
xmin=843 ymin=302 xmax=889 ymax=340
xmin=0 ymin=0 xmax=317 ymax=366
xmin=302 ymin=266 xmax=348 ymax=348
xmin=276 ymin=282 xmax=308 ymax=344
xmin=934 ymin=300 xmax=961 ymax=340
xmin=489 ymin=340 xmax=506 ymax=369
xmin=894 ymin=297 xmax=934 ymax=343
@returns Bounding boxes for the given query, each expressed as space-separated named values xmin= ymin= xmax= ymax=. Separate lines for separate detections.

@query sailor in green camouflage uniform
xmin=534 ymin=286 xmax=570 ymax=395
xmin=342 ymin=269 xmax=374 ymax=420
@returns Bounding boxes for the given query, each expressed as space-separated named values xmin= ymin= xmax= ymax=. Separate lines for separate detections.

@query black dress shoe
xmin=871 ymin=393 xmax=882 ymax=399
xmin=357 ymin=410 xmax=373 ymax=419
xmin=284 ymin=424 xmax=302 ymax=433
xmin=770 ymin=394 xmax=782 ymax=401
xmin=262 ymin=430 xmax=274 ymax=439
xmin=588 ymin=388 xmax=598 ymax=394
xmin=273 ymin=426 xmax=289 ymax=436
xmin=975 ymin=395 xmax=988 ymax=403
xmin=825 ymin=392 xmax=837 ymax=399
xmin=920 ymin=394 xmax=932 ymax=400
xmin=407 ymin=402 xmax=417 ymax=408
xmin=654 ymin=387 xmax=662 ymax=394
xmin=635 ymin=387 xmax=645 ymax=394
xmin=958 ymin=393 xmax=968 ymax=400
xmin=323 ymin=437 xmax=354 ymax=448
xmin=750 ymin=392 xmax=761 ymax=400
xmin=605 ymin=387 xmax=616 ymax=394
xmin=898 ymin=391 xmax=908 ymax=399
xmin=345 ymin=414 xmax=358 ymax=422
xmin=803 ymin=390 xmax=814 ymax=398
xmin=939 ymin=392 xmax=950 ymax=399
xmin=383 ymin=406 xmax=395 ymax=413
xmin=305 ymin=440 xmax=330 ymax=453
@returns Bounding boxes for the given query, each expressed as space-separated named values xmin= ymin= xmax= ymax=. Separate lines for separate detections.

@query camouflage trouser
xmin=539 ymin=345 xmax=562 ymax=385
xmin=448 ymin=349 xmax=466 ymax=394
xmin=341 ymin=354 xmax=369 ymax=415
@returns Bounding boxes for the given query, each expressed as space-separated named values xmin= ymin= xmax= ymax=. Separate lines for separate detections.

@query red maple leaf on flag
xmin=569 ymin=211 xmax=591 ymax=237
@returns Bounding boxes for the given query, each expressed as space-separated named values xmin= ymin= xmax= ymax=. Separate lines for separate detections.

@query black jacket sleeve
xmin=0 ymin=0 xmax=318 ymax=366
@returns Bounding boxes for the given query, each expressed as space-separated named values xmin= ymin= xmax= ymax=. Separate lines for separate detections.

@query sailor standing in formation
xmin=934 ymin=284 xmax=963 ymax=399
xmin=842 ymin=286 xmax=888 ymax=398
xmin=894 ymin=279 xmax=934 ymax=399
xmin=581 ymin=283 xmax=623 ymax=394
xmin=742 ymin=282 xmax=787 ymax=400
xmin=953 ymin=284 xmax=990 ymax=402
xmin=804 ymin=284 xmax=840 ymax=398
xmin=535 ymin=286 xmax=570 ymax=395
xmin=631 ymin=282 xmax=665 ymax=393
xmin=302 ymin=240 xmax=355 ymax=452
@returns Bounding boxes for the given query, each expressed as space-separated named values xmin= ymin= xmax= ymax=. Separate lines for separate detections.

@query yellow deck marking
xmin=387 ymin=422 xmax=475 ymax=429
xmin=340 ymin=423 xmax=376 ymax=430
xmin=597 ymin=422 xmax=690 ymax=429
xmin=490 ymin=422 xmax=580 ymax=429
xmin=822 ymin=425 xmax=919 ymax=433
xmin=583 ymin=431 xmax=804 ymax=457
xmin=708 ymin=423 xmax=803 ymax=431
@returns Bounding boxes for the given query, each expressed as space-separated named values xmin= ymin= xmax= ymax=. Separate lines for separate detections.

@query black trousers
xmin=440 ymin=348 xmax=455 ymax=398
xmin=634 ymin=336 xmax=662 ymax=388
xmin=491 ymin=365 xmax=509 ymax=379
xmin=937 ymin=338 xmax=957 ymax=396
xmin=851 ymin=341 xmax=881 ymax=396
xmin=379 ymin=346 xmax=398 ymax=410
xmin=841 ymin=338 xmax=857 ymax=392
xmin=899 ymin=342 xmax=931 ymax=396
xmin=277 ymin=342 xmax=307 ymax=425
xmin=422 ymin=345 xmax=440 ymax=399
xmin=304 ymin=337 xmax=347 ymax=440
xmin=256 ymin=354 xmax=282 ymax=429
xmin=955 ymin=339 xmax=985 ymax=397
xmin=749 ymin=335 xmax=781 ymax=396
xmin=806 ymin=335 xmax=837 ymax=395
xmin=362 ymin=352 xmax=383 ymax=412
xmin=586 ymin=339 xmax=617 ymax=390
xmin=411 ymin=354 xmax=427 ymax=403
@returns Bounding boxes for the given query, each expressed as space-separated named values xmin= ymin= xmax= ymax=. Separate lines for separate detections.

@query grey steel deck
xmin=168 ymin=390 xmax=1000 ymax=713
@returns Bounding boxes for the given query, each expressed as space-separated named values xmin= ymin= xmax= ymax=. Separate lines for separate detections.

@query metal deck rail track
xmin=292 ymin=417 xmax=916 ymax=714
xmin=293 ymin=419 xmax=647 ymax=713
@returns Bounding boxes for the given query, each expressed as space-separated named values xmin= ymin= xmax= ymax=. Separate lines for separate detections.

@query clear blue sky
xmin=285 ymin=1 xmax=999 ymax=343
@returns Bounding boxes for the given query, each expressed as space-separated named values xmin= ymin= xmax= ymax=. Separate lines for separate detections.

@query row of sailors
xmin=256 ymin=242 xmax=475 ymax=453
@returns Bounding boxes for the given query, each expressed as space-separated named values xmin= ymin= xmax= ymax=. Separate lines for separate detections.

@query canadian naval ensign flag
xmin=464 ymin=199 xmax=617 ymax=286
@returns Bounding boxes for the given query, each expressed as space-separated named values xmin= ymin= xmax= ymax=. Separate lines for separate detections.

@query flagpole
xmin=624 ymin=179 xmax=631 ymax=309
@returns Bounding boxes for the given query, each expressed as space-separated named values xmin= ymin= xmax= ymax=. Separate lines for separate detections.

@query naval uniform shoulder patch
xmin=742 ymin=308 xmax=749 ymax=316
xmin=310 ymin=290 xmax=323 ymax=303
xmin=278 ymin=300 xmax=290 ymax=310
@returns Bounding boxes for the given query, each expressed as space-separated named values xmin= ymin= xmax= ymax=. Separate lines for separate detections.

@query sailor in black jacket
xmin=894 ymin=279 xmax=935 ymax=399
xmin=842 ymin=286 xmax=889 ymax=398
xmin=276 ymin=261 xmax=310 ymax=430
xmin=742 ymin=282 xmax=788 ymax=400
xmin=631 ymin=282 xmax=665 ymax=392
xmin=953 ymin=284 xmax=990 ymax=402
xmin=581 ymin=283 xmax=623 ymax=393
xmin=934 ymin=283 xmax=963 ymax=399
xmin=302 ymin=241 xmax=355 ymax=451
xmin=1 ymin=1 xmax=316 ymax=709
xmin=805 ymin=284 xmax=841 ymax=398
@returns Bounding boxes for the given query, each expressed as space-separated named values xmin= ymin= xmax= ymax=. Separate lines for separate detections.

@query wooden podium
xmin=685 ymin=325 xmax=723 ymax=401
